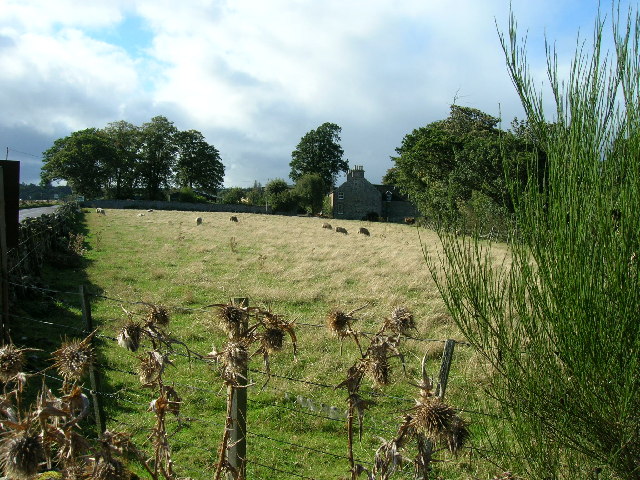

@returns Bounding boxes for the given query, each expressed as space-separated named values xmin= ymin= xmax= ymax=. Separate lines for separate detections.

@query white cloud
xmin=0 ymin=0 xmax=622 ymax=186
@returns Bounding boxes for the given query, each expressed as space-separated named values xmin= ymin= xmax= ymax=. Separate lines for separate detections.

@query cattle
xmin=322 ymin=223 xmax=333 ymax=230
xmin=230 ymin=216 xmax=239 ymax=222
xmin=335 ymin=226 xmax=348 ymax=234
xmin=196 ymin=217 xmax=203 ymax=225
xmin=358 ymin=227 xmax=370 ymax=236
xmin=96 ymin=208 xmax=105 ymax=215
xmin=404 ymin=217 xmax=415 ymax=225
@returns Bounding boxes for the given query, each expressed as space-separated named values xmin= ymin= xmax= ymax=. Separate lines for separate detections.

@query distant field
xmin=30 ymin=209 xmax=510 ymax=479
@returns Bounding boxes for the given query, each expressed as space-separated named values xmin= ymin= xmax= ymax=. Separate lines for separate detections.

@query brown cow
xmin=358 ymin=227 xmax=370 ymax=236
xmin=335 ymin=226 xmax=348 ymax=234
xmin=230 ymin=216 xmax=239 ymax=222
xmin=322 ymin=222 xmax=333 ymax=230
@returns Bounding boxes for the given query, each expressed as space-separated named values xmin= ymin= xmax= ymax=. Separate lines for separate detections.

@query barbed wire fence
xmin=6 ymin=273 xmax=521 ymax=480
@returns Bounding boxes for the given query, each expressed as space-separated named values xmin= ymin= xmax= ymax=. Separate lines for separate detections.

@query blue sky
xmin=0 ymin=0 xmax=633 ymax=188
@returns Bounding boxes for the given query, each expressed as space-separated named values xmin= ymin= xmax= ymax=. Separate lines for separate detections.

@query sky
xmin=0 ymin=0 xmax=631 ymax=188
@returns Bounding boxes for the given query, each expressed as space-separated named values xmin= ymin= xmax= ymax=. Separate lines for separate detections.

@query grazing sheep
xmin=335 ymin=226 xmax=348 ymax=234
xmin=138 ymin=213 xmax=145 ymax=217
xmin=96 ymin=208 xmax=105 ymax=215
xmin=404 ymin=217 xmax=415 ymax=225
xmin=358 ymin=227 xmax=370 ymax=236
xmin=230 ymin=216 xmax=238 ymax=222
xmin=322 ymin=222 xmax=333 ymax=230
xmin=196 ymin=217 xmax=203 ymax=225
xmin=147 ymin=209 xmax=154 ymax=212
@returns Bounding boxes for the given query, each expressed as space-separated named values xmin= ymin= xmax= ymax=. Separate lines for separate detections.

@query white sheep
xmin=96 ymin=208 xmax=105 ymax=215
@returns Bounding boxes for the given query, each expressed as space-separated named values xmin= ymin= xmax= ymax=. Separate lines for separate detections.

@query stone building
xmin=330 ymin=165 xmax=419 ymax=222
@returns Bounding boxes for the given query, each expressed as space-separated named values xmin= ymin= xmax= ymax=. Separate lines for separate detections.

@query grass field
xmin=19 ymin=208 xmax=511 ymax=480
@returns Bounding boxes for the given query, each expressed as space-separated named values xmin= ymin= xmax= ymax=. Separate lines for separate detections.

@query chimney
xmin=348 ymin=165 xmax=365 ymax=180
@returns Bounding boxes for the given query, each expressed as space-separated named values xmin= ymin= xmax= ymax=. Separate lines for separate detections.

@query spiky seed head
xmin=217 ymin=305 xmax=248 ymax=339
xmin=445 ymin=416 xmax=470 ymax=454
xmin=146 ymin=304 xmax=169 ymax=327
xmin=365 ymin=357 xmax=390 ymax=387
xmin=92 ymin=457 xmax=128 ymax=480
xmin=326 ymin=310 xmax=352 ymax=337
xmin=262 ymin=328 xmax=285 ymax=353
xmin=52 ymin=337 xmax=93 ymax=382
xmin=411 ymin=397 xmax=457 ymax=436
xmin=116 ymin=321 xmax=142 ymax=352
xmin=387 ymin=307 xmax=416 ymax=335
xmin=0 ymin=344 xmax=25 ymax=382
xmin=138 ymin=351 xmax=167 ymax=386
xmin=0 ymin=433 xmax=44 ymax=479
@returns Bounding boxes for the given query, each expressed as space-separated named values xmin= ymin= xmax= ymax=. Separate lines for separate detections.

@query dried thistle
xmin=52 ymin=335 xmax=94 ymax=383
xmin=138 ymin=351 xmax=170 ymax=387
xmin=385 ymin=306 xmax=416 ymax=336
xmin=116 ymin=321 xmax=143 ymax=352
xmin=326 ymin=309 xmax=354 ymax=338
xmin=0 ymin=432 xmax=44 ymax=479
xmin=92 ymin=456 xmax=128 ymax=480
xmin=0 ymin=344 xmax=25 ymax=382
xmin=412 ymin=396 xmax=457 ymax=437
xmin=261 ymin=328 xmax=285 ymax=353
xmin=146 ymin=304 xmax=170 ymax=328
xmin=217 ymin=305 xmax=248 ymax=339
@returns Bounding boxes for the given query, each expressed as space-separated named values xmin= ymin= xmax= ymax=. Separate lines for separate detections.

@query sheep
xmin=230 ymin=216 xmax=238 ymax=222
xmin=196 ymin=217 xmax=203 ymax=225
xmin=358 ymin=227 xmax=370 ymax=236
xmin=96 ymin=208 xmax=105 ymax=215
xmin=138 ymin=213 xmax=145 ymax=217
xmin=322 ymin=222 xmax=333 ymax=230
xmin=335 ymin=226 xmax=348 ymax=234
xmin=147 ymin=209 xmax=154 ymax=213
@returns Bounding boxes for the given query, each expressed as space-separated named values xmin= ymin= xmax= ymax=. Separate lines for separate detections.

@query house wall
xmin=332 ymin=166 xmax=382 ymax=220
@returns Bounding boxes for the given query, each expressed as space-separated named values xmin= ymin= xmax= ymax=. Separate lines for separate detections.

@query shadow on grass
xmin=9 ymin=212 xmax=120 ymax=438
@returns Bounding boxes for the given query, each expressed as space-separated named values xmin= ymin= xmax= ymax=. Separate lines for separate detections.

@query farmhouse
xmin=330 ymin=165 xmax=419 ymax=222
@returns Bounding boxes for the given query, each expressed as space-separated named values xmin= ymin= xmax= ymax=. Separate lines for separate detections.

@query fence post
xmin=79 ymin=285 xmax=107 ymax=435
xmin=0 ymin=166 xmax=7 ymax=343
xmin=228 ymin=297 xmax=248 ymax=479
xmin=435 ymin=339 xmax=456 ymax=400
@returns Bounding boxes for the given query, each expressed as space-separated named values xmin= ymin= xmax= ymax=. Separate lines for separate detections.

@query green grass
xmin=15 ymin=208 xmax=510 ymax=480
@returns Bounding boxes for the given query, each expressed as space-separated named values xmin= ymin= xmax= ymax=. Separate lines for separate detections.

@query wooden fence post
xmin=435 ymin=339 xmax=456 ymax=400
xmin=0 ymin=166 xmax=7 ymax=343
xmin=79 ymin=285 xmax=107 ymax=435
xmin=228 ymin=297 xmax=248 ymax=479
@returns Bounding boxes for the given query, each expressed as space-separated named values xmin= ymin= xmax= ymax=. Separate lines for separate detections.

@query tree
xmin=245 ymin=181 xmax=265 ymax=206
xmin=433 ymin=6 xmax=640 ymax=479
xmin=138 ymin=116 xmax=178 ymax=200
xmin=175 ymin=130 xmax=225 ymax=194
xmin=290 ymin=122 xmax=349 ymax=195
xmin=101 ymin=120 xmax=141 ymax=199
xmin=221 ymin=187 xmax=245 ymax=205
xmin=293 ymin=174 xmax=325 ymax=214
xmin=265 ymin=178 xmax=297 ymax=213
xmin=41 ymin=128 xmax=115 ymax=198
xmin=391 ymin=105 xmax=536 ymax=232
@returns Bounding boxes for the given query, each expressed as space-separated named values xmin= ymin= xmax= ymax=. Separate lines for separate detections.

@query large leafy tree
xmin=41 ymin=128 xmax=115 ymax=198
xmin=290 ymin=122 xmax=349 ymax=195
xmin=293 ymin=173 xmax=325 ymax=214
xmin=101 ymin=120 xmax=141 ymax=199
xmin=138 ymin=116 xmax=179 ymax=200
xmin=391 ymin=105 xmax=534 ymax=227
xmin=175 ymin=130 xmax=225 ymax=194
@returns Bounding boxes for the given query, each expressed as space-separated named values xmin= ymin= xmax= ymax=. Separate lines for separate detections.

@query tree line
xmin=41 ymin=116 xmax=225 ymax=200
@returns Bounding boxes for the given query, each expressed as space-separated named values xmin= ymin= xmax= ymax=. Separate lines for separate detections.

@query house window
xmin=336 ymin=203 xmax=344 ymax=215
xmin=338 ymin=192 xmax=344 ymax=200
